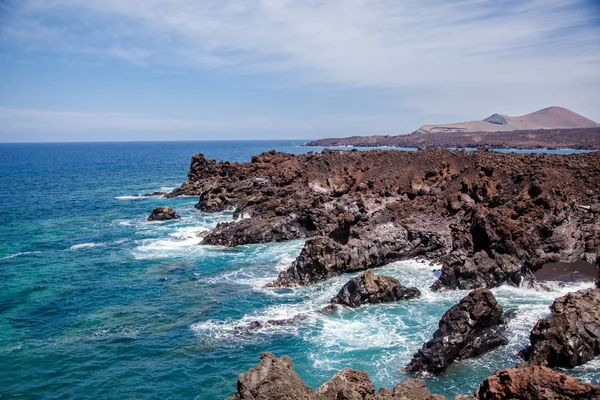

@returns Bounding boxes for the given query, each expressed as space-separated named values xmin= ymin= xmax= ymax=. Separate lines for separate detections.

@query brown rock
xmin=315 ymin=369 xmax=375 ymax=400
xmin=377 ymin=379 xmax=446 ymax=400
xmin=475 ymin=365 xmax=600 ymax=400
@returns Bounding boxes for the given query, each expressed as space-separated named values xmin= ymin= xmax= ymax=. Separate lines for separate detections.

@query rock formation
xmin=329 ymin=269 xmax=420 ymax=308
xmin=227 ymin=352 xmax=449 ymax=400
xmin=168 ymin=149 xmax=600 ymax=291
xmin=405 ymin=289 xmax=508 ymax=374
xmin=475 ymin=365 xmax=600 ymax=400
xmin=146 ymin=206 xmax=180 ymax=221
xmin=520 ymin=288 xmax=600 ymax=368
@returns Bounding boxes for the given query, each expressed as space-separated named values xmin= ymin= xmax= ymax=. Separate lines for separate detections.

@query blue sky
xmin=1 ymin=0 xmax=599 ymax=142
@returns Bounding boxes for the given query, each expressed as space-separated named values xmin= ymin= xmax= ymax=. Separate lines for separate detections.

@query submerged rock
xmin=330 ymin=269 xmax=420 ymax=308
xmin=475 ymin=365 xmax=600 ymax=400
xmin=405 ymin=288 xmax=508 ymax=374
xmin=520 ymin=288 xmax=600 ymax=368
xmin=132 ymin=191 xmax=167 ymax=197
xmin=147 ymin=206 xmax=180 ymax=221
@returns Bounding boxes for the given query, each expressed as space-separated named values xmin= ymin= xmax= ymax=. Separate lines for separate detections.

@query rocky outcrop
xmin=226 ymin=353 xmax=313 ymax=400
xmin=405 ymin=289 xmax=508 ymax=374
xmin=227 ymin=353 xmax=449 ymax=400
xmin=169 ymin=149 xmax=600 ymax=290
xmin=146 ymin=206 xmax=180 ymax=221
xmin=475 ymin=365 xmax=600 ymax=400
xmin=520 ymin=288 xmax=600 ymax=368
xmin=329 ymin=269 xmax=420 ymax=308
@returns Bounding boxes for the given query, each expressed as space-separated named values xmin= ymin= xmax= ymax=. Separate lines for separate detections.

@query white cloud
xmin=1 ymin=0 xmax=599 ymax=136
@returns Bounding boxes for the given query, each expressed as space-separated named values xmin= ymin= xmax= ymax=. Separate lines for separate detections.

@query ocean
xmin=0 ymin=141 xmax=598 ymax=399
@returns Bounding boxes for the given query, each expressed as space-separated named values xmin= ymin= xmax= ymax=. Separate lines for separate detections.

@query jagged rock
xmin=329 ymin=269 xmax=420 ymax=308
xmin=226 ymin=353 xmax=312 ymax=400
xmin=168 ymin=149 xmax=600 ymax=290
xmin=474 ymin=365 xmax=600 ymax=400
xmin=146 ymin=206 xmax=180 ymax=221
xmin=405 ymin=289 xmax=508 ymax=374
xmin=377 ymin=379 xmax=446 ymax=400
xmin=520 ymin=288 xmax=600 ymax=368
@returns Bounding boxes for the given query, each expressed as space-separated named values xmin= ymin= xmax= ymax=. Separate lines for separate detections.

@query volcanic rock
xmin=474 ymin=365 xmax=600 ymax=400
xmin=226 ymin=353 xmax=313 ymax=400
xmin=520 ymin=288 xmax=600 ymax=368
xmin=146 ymin=206 xmax=180 ymax=221
xmin=329 ymin=269 xmax=420 ymax=308
xmin=405 ymin=288 xmax=508 ymax=374
xmin=169 ymin=149 xmax=600 ymax=290
xmin=227 ymin=353 xmax=450 ymax=400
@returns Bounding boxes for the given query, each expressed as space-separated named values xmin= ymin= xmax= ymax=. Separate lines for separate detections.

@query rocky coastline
xmin=165 ymin=148 xmax=600 ymax=398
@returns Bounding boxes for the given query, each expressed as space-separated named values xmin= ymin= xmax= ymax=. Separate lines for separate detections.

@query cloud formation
xmin=1 ymin=0 xmax=599 ymax=139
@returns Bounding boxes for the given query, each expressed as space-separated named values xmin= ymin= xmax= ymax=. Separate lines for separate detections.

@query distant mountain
xmin=306 ymin=107 xmax=600 ymax=149
xmin=414 ymin=106 xmax=599 ymax=134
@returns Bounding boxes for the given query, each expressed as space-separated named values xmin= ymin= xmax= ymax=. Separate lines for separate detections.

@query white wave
xmin=68 ymin=242 xmax=104 ymax=250
xmin=0 ymin=251 xmax=42 ymax=261
xmin=114 ymin=195 xmax=145 ymax=200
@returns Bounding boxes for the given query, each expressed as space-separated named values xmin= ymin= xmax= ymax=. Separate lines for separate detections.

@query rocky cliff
xmin=170 ymin=149 xmax=600 ymax=291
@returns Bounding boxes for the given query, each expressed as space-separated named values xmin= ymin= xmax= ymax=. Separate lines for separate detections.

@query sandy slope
xmin=415 ymin=106 xmax=599 ymax=134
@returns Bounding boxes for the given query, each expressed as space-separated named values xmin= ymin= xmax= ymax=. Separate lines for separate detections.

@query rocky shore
xmin=227 ymin=352 xmax=600 ymax=399
xmin=306 ymin=127 xmax=600 ymax=150
xmin=169 ymin=149 xmax=600 ymax=291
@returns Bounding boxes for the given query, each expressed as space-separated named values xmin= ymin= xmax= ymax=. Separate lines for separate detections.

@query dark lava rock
xmin=405 ymin=288 xmax=508 ymax=374
xmin=169 ymin=149 xmax=600 ymax=290
xmin=227 ymin=353 xmax=450 ymax=400
xmin=520 ymin=288 xmax=600 ymax=368
xmin=147 ymin=206 xmax=180 ymax=221
xmin=330 ymin=269 xmax=420 ymax=308
xmin=226 ymin=353 xmax=313 ymax=400
xmin=474 ymin=365 xmax=600 ymax=400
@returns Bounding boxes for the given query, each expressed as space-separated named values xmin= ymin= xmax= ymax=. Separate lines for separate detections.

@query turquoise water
xmin=1 ymin=142 xmax=598 ymax=399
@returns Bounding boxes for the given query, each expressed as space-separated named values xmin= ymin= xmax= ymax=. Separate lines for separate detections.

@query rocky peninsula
xmin=169 ymin=148 xmax=600 ymax=291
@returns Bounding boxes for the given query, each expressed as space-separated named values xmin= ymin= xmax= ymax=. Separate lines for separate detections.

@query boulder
xmin=226 ymin=353 xmax=312 ymax=400
xmin=330 ymin=269 xmax=420 ymax=308
xmin=147 ymin=206 xmax=180 ymax=221
xmin=405 ymin=288 xmax=508 ymax=374
xmin=474 ymin=365 xmax=600 ymax=400
xmin=520 ymin=288 xmax=600 ymax=368
xmin=227 ymin=353 xmax=450 ymax=400
xmin=377 ymin=379 xmax=446 ymax=400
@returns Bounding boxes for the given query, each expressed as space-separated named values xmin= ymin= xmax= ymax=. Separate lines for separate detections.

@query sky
xmin=0 ymin=0 xmax=599 ymax=142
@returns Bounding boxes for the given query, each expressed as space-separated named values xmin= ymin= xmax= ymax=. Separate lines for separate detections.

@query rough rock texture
xmin=377 ymin=379 xmax=446 ymax=400
xmin=146 ymin=206 xmax=180 ymax=221
xmin=405 ymin=289 xmax=508 ymax=374
xmin=227 ymin=353 xmax=450 ymax=400
xmin=306 ymin=127 xmax=600 ymax=150
xmin=329 ymin=269 xmax=420 ymax=307
xmin=520 ymin=288 xmax=600 ymax=368
xmin=226 ymin=353 xmax=313 ymax=400
xmin=475 ymin=365 xmax=600 ymax=400
xmin=169 ymin=149 xmax=600 ymax=290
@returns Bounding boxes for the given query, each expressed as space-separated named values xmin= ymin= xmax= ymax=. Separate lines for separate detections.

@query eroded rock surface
xmin=147 ymin=206 xmax=180 ymax=221
xmin=475 ymin=365 xmax=600 ymax=400
xmin=329 ymin=269 xmax=420 ymax=308
xmin=520 ymin=288 xmax=600 ymax=368
xmin=169 ymin=149 xmax=600 ymax=290
xmin=227 ymin=352 xmax=449 ymax=400
xmin=405 ymin=289 xmax=508 ymax=374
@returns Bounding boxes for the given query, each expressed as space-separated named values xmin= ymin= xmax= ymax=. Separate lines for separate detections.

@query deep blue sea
xmin=1 ymin=141 xmax=598 ymax=399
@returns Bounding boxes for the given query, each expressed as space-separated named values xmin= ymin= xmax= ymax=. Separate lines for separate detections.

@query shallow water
xmin=0 ymin=141 xmax=597 ymax=399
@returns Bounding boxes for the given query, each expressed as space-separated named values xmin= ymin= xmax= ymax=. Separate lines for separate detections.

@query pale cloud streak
xmin=1 ymin=0 xmax=599 ymax=138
